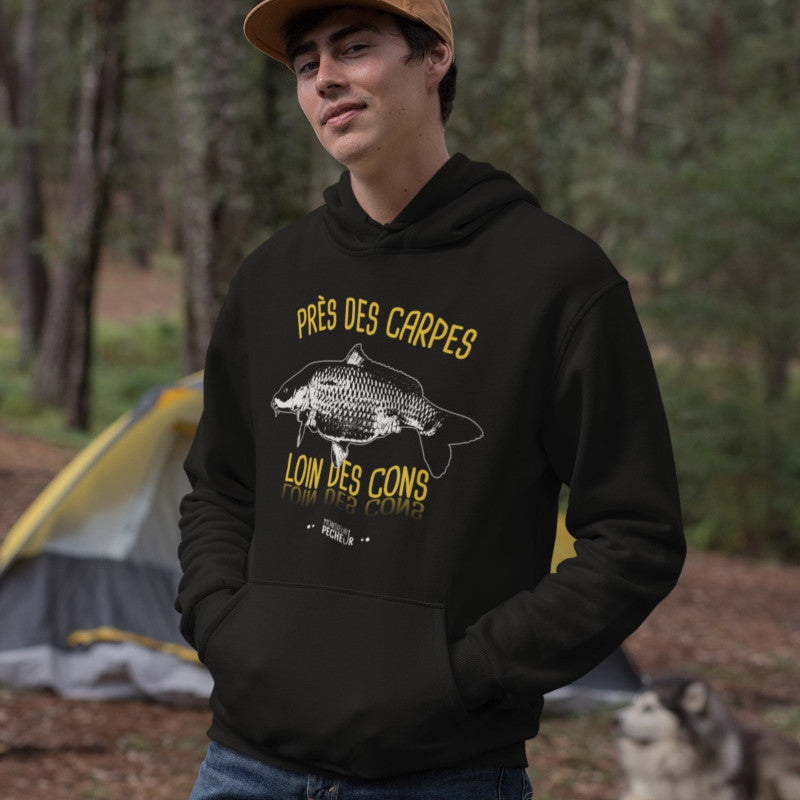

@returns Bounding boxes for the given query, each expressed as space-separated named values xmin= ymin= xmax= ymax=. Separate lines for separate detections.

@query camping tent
xmin=0 ymin=374 xmax=211 ymax=703
xmin=0 ymin=375 xmax=639 ymax=708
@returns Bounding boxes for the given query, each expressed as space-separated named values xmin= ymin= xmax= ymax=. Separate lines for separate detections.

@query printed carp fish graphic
xmin=271 ymin=344 xmax=483 ymax=478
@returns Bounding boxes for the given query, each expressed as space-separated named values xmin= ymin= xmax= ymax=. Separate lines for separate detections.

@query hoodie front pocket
xmin=203 ymin=580 xmax=467 ymax=776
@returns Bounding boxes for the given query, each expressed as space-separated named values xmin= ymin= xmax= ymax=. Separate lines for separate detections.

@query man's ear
xmin=425 ymin=41 xmax=453 ymax=89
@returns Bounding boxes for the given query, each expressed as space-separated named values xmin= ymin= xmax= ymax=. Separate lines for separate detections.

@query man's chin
xmin=321 ymin=138 xmax=384 ymax=171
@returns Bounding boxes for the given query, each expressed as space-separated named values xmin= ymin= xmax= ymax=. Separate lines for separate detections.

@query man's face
xmin=291 ymin=8 xmax=442 ymax=172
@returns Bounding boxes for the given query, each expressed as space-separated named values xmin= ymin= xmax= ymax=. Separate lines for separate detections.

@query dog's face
xmin=614 ymin=679 xmax=715 ymax=745
xmin=615 ymin=679 xmax=764 ymax=800
xmin=614 ymin=688 xmax=682 ymax=745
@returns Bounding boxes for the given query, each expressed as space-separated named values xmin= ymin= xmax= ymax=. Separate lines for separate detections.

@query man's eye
xmin=343 ymin=42 xmax=369 ymax=55
xmin=296 ymin=59 xmax=318 ymax=75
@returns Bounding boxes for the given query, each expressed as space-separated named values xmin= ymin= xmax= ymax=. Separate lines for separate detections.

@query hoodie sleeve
xmin=175 ymin=274 xmax=255 ymax=655
xmin=450 ymin=281 xmax=686 ymax=710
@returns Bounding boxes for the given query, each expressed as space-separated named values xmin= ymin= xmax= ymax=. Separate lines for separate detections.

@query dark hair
xmin=285 ymin=7 xmax=457 ymax=125
xmin=394 ymin=15 xmax=457 ymax=125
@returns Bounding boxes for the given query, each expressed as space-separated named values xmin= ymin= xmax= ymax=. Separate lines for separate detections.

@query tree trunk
xmin=0 ymin=0 xmax=50 ymax=361
xmin=475 ymin=0 xmax=510 ymax=67
xmin=0 ymin=0 xmax=20 ymax=288
xmin=173 ymin=0 xmax=254 ymax=373
xmin=15 ymin=0 xmax=49 ymax=361
xmin=706 ymin=0 xmax=732 ymax=106
xmin=521 ymin=0 xmax=543 ymax=195
xmin=33 ymin=0 xmax=129 ymax=429
xmin=617 ymin=0 xmax=647 ymax=154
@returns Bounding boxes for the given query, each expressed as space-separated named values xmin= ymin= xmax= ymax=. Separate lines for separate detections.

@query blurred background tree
xmin=0 ymin=0 xmax=49 ymax=363
xmin=0 ymin=0 xmax=797 ymax=559
xmin=31 ymin=0 xmax=130 ymax=428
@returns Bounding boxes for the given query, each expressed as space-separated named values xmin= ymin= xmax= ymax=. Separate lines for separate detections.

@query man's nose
xmin=316 ymin=52 xmax=345 ymax=94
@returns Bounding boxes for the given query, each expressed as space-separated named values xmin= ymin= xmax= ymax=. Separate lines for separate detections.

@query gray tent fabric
xmin=0 ymin=643 xmax=212 ymax=703
xmin=543 ymin=649 xmax=641 ymax=713
xmin=0 ymin=552 xmax=212 ymax=702
xmin=0 ymin=554 xmax=181 ymax=650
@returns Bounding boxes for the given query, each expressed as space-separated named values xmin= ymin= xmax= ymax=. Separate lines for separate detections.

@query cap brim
xmin=244 ymin=0 xmax=450 ymax=66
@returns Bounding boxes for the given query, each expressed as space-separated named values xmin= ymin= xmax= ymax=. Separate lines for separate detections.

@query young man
xmin=177 ymin=1 xmax=686 ymax=797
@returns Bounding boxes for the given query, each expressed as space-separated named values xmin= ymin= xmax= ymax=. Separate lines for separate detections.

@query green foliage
xmin=641 ymin=94 xmax=800 ymax=558
xmin=0 ymin=311 xmax=182 ymax=447
xmin=0 ymin=334 xmax=92 ymax=449
xmin=93 ymin=316 xmax=183 ymax=423
xmin=657 ymin=360 xmax=800 ymax=560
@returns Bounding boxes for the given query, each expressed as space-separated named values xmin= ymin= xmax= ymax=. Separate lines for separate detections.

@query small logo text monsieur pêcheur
xmin=306 ymin=517 xmax=356 ymax=547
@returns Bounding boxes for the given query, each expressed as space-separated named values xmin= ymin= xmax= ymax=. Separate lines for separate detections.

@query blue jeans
xmin=189 ymin=742 xmax=534 ymax=800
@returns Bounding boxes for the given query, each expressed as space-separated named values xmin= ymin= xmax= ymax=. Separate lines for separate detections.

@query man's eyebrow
xmin=329 ymin=22 xmax=381 ymax=45
xmin=288 ymin=23 xmax=382 ymax=67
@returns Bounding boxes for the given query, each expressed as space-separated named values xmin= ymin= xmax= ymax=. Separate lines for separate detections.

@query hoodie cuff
xmin=450 ymin=635 xmax=503 ymax=711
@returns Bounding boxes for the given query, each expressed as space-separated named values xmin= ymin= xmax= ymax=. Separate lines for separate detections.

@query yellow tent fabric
xmin=0 ymin=377 xmax=202 ymax=573
xmin=550 ymin=513 xmax=576 ymax=572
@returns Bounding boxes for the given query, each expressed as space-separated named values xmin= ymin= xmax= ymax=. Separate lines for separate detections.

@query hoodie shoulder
xmin=491 ymin=199 xmax=623 ymax=289
xmin=237 ymin=205 xmax=328 ymax=274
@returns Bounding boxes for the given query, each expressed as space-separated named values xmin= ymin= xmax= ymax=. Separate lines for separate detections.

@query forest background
xmin=0 ymin=0 xmax=798 ymax=562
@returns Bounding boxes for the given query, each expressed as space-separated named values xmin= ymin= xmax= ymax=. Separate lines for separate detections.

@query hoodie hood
xmin=322 ymin=153 xmax=539 ymax=253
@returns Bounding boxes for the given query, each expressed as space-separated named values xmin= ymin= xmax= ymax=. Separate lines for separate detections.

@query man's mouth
xmin=322 ymin=102 xmax=365 ymax=127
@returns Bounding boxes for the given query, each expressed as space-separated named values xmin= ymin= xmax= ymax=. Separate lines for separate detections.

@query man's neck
xmin=348 ymin=141 xmax=450 ymax=225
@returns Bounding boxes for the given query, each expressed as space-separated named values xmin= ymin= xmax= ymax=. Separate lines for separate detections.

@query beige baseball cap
xmin=244 ymin=0 xmax=454 ymax=66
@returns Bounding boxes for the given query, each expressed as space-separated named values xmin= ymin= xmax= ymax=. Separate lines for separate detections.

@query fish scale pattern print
xmin=271 ymin=344 xmax=483 ymax=478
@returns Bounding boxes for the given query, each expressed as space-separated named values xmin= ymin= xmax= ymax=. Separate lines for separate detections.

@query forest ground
xmin=1 ymin=262 xmax=799 ymax=800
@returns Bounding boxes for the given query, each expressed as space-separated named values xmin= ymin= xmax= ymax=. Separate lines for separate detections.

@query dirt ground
xmin=1 ymin=263 xmax=799 ymax=799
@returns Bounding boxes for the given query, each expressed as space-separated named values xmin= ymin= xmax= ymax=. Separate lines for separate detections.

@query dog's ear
xmin=680 ymin=680 xmax=710 ymax=715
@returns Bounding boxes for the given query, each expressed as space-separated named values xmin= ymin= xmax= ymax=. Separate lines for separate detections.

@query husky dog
xmin=614 ymin=678 xmax=800 ymax=800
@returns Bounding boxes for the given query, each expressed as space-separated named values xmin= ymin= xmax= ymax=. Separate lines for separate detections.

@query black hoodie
xmin=177 ymin=154 xmax=685 ymax=778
